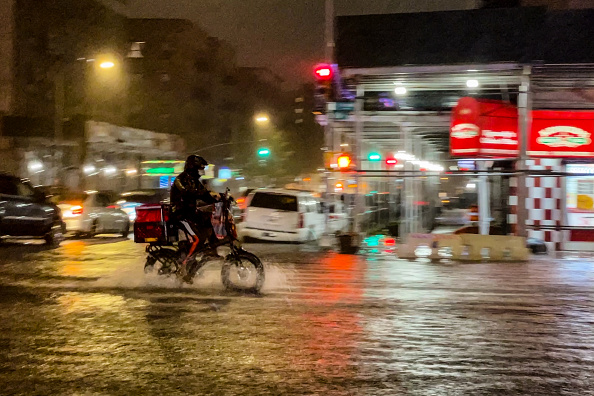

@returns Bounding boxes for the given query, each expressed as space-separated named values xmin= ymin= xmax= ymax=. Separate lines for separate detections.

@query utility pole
xmin=323 ymin=0 xmax=335 ymax=235
xmin=54 ymin=68 xmax=64 ymax=143
xmin=325 ymin=0 xmax=334 ymax=62
xmin=53 ymin=65 xmax=65 ymax=186
xmin=516 ymin=66 xmax=532 ymax=238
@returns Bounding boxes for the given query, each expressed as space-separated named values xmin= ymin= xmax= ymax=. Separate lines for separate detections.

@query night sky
xmin=101 ymin=0 xmax=475 ymax=89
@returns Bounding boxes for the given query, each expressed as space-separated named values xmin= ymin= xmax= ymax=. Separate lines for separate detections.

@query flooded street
xmin=1 ymin=239 xmax=594 ymax=395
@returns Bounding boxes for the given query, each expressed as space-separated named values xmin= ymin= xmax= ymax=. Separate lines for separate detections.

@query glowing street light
xmin=83 ymin=164 xmax=96 ymax=174
xmin=28 ymin=160 xmax=44 ymax=173
xmin=255 ymin=114 xmax=270 ymax=125
xmin=394 ymin=86 xmax=407 ymax=95
xmin=466 ymin=79 xmax=479 ymax=88
xmin=99 ymin=61 xmax=115 ymax=69
xmin=103 ymin=165 xmax=117 ymax=176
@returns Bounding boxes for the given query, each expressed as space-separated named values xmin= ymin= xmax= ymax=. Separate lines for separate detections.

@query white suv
xmin=238 ymin=189 xmax=325 ymax=243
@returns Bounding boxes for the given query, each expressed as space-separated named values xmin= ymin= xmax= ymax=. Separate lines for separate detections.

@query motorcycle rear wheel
xmin=144 ymin=256 xmax=157 ymax=273
xmin=145 ymin=248 xmax=179 ymax=275
xmin=221 ymin=250 xmax=265 ymax=293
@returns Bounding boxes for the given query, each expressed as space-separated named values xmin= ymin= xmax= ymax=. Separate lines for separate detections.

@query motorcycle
xmin=134 ymin=189 xmax=265 ymax=293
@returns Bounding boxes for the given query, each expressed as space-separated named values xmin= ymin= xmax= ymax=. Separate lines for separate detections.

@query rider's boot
xmin=176 ymin=262 xmax=193 ymax=284
xmin=177 ymin=236 xmax=201 ymax=284
xmin=203 ymin=245 xmax=221 ymax=258
xmin=203 ymin=231 xmax=221 ymax=259
xmin=182 ymin=273 xmax=194 ymax=284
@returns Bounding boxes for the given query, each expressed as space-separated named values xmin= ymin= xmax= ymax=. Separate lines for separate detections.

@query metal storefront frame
xmin=326 ymin=63 xmax=594 ymax=248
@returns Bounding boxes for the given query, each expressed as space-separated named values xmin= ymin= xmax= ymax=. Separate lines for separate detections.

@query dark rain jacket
xmin=170 ymin=171 xmax=216 ymax=223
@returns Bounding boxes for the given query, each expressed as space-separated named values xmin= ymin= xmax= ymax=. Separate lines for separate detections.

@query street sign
xmin=218 ymin=167 xmax=232 ymax=180
xmin=327 ymin=102 xmax=355 ymax=121
xmin=336 ymin=102 xmax=355 ymax=111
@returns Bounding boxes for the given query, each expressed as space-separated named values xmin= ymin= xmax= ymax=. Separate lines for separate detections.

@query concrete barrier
xmin=458 ymin=234 xmax=530 ymax=261
xmin=433 ymin=234 xmax=465 ymax=260
xmin=396 ymin=234 xmax=436 ymax=259
xmin=396 ymin=233 xmax=529 ymax=261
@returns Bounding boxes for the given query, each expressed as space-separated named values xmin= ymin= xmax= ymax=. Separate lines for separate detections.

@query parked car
xmin=237 ymin=189 xmax=325 ymax=243
xmin=325 ymin=200 xmax=349 ymax=234
xmin=118 ymin=189 xmax=169 ymax=222
xmin=58 ymin=191 xmax=130 ymax=237
xmin=0 ymin=174 xmax=64 ymax=245
xmin=435 ymin=209 xmax=472 ymax=226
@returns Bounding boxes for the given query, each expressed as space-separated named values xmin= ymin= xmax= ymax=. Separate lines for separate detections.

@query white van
xmin=238 ymin=189 xmax=325 ymax=243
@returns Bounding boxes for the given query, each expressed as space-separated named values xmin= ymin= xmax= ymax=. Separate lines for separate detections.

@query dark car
xmin=0 ymin=174 xmax=64 ymax=245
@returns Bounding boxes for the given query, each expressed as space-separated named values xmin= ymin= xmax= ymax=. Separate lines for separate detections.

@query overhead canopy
xmin=336 ymin=7 xmax=594 ymax=68
xmin=332 ymin=65 xmax=594 ymax=155
xmin=333 ymin=7 xmax=594 ymax=157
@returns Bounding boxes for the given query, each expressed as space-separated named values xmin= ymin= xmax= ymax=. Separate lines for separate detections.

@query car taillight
xmin=107 ymin=205 xmax=120 ymax=209
xmin=298 ymin=213 xmax=304 ymax=228
xmin=71 ymin=205 xmax=83 ymax=215
xmin=236 ymin=197 xmax=246 ymax=209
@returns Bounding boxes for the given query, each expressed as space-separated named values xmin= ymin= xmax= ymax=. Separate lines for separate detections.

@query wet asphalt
xmin=0 ymin=237 xmax=593 ymax=395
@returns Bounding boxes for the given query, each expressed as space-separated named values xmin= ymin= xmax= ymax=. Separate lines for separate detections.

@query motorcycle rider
xmin=170 ymin=155 xmax=219 ymax=280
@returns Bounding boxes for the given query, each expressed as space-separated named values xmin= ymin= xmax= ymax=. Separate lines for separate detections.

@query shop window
xmin=566 ymin=164 xmax=594 ymax=228
xmin=577 ymin=180 xmax=594 ymax=195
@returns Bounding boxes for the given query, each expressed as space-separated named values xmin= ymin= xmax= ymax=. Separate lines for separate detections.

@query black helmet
xmin=185 ymin=155 xmax=208 ymax=172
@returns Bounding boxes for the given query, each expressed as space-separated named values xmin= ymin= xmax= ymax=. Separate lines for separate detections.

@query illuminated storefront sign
xmin=568 ymin=166 xmax=594 ymax=175
xmin=451 ymin=100 xmax=594 ymax=159
xmin=477 ymin=100 xmax=518 ymax=157
xmin=528 ymin=111 xmax=594 ymax=157
xmin=450 ymin=97 xmax=480 ymax=156
xmin=450 ymin=98 xmax=518 ymax=157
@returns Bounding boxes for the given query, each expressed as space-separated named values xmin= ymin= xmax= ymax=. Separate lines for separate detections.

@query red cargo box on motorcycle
xmin=134 ymin=204 xmax=177 ymax=243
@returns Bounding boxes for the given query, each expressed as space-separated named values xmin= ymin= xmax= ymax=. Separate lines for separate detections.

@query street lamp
xmin=55 ymin=54 xmax=120 ymax=140
xmin=99 ymin=61 xmax=115 ymax=69
xmin=254 ymin=113 xmax=270 ymax=125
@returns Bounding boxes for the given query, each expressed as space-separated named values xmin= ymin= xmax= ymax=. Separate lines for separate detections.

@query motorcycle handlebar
xmin=195 ymin=193 xmax=234 ymax=210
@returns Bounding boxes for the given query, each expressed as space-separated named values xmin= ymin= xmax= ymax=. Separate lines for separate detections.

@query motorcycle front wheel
xmin=221 ymin=250 xmax=265 ymax=293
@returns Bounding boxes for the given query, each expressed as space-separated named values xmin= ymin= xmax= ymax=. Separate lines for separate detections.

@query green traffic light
xmin=258 ymin=148 xmax=270 ymax=157
xmin=368 ymin=152 xmax=381 ymax=161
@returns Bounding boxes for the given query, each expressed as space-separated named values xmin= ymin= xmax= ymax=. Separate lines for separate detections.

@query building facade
xmin=329 ymin=5 xmax=594 ymax=250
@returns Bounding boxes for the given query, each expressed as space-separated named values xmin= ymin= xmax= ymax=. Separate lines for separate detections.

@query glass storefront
xmin=566 ymin=164 xmax=594 ymax=229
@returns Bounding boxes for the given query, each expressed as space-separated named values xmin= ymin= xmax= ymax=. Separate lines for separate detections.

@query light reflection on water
xmin=0 ymin=241 xmax=594 ymax=394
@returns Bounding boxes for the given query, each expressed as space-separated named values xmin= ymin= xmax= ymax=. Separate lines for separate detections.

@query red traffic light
xmin=314 ymin=63 xmax=333 ymax=81
xmin=385 ymin=158 xmax=398 ymax=166
xmin=337 ymin=154 xmax=351 ymax=169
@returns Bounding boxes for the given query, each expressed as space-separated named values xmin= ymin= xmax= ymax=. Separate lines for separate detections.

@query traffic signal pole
xmin=354 ymin=83 xmax=365 ymax=233
xmin=323 ymin=0 xmax=334 ymax=235
xmin=325 ymin=0 xmax=334 ymax=61
xmin=516 ymin=66 xmax=532 ymax=238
